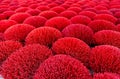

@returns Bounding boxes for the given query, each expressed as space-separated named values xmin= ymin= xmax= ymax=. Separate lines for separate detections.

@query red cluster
xmin=34 ymin=55 xmax=92 ymax=79
xmin=1 ymin=44 xmax=52 ymax=79
xmin=1 ymin=0 xmax=120 ymax=79
xmin=93 ymin=72 xmax=120 ymax=79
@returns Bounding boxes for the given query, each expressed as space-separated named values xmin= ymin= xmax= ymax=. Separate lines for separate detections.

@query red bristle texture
xmin=79 ymin=11 xmax=96 ymax=20
xmin=36 ymin=6 xmax=50 ymax=11
xmin=98 ymin=10 xmax=113 ymax=15
xmin=60 ymin=10 xmax=77 ymax=19
xmin=94 ymin=14 xmax=117 ymax=24
xmin=1 ymin=0 xmax=120 ymax=78
xmin=61 ymin=4 xmax=70 ymax=9
xmin=4 ymin=24 xmax=35 ymax=42
xmin=23 ymin=16 xmax=47 ymax=28
xmin=34 ymin=55 xmax=92 ymax=79
xmin=52 ymin=37 xmax=91 ymax=66
xmin=0 ymin=33 xmax=4 ymax=41
xmin=51 ymin=6 xmax=65 ymax=13
xmin=25 ymin=27 xmax=62 ymax=47
xmin=26 ymin=9 xmax=40 ymax=16
xmin=93 ymin=72 xmax=120 ymax=79
xmin=39 ymin=11 xmax=58 ymax=19
xmin=29 ymin=4 xmax=38 ymax=9
xmin=93 ymin=30 xmax=120 ymax=48
xmin=0 ymin=20 xmax=17 ymax=33
xmin=67 ymin=7 xmax=82 ymax=13
xmin=3 ymin=11 xmax=15 ymax=19
xmin=94 ymin=5 xmax=108 ymax=10
xmin=62 ymin=24 xmax=94 ymax=45
xmin=70 ymin=15 xmax=91 ymax=25
xmin=48 ymin=2 xmax=59 ymax=8
xmin=0 ymin=40 xmax=22 ymax=65
xmin=1 ymin=44 xmax=52 ymax=79
xmin=83 ymin=8 xmax=97 ymax=13
xmin=88 ymin=20 xmax=116 ymax=33
xmin=9 ymin=13 xmax=31 ymax=23
xmin=45 ymin=17 xmax=71 ymax=31
xmin=15 ymin=7 xmax=30 ymax=12
xmin=89 ymin=45 xmax=120 ymax=74
xmin=9 ymin=6 xmax=19 ymax=11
